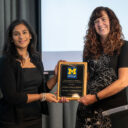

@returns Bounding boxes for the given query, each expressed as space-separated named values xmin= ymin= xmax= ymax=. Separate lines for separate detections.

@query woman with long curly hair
xmin=75 ymin=6 xmax=128 ymax=128
xmin=0 ymin=19 xmax=58 ymax=128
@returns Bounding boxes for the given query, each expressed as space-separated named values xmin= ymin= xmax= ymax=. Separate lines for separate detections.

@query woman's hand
xmin=54 ymin=92 xmax=69 ymax=103
xmin=78 ymin=94 xmax=97 ymax=106
xmin=45 ymin=93 xmax=58 ymax=103
xmin=47 ymin=60 xmax=67 ymax=90
xmin=54 ymin=60 xmax=66 ymax=76
xmin=58 ymin=97 xmax=69 ymax=103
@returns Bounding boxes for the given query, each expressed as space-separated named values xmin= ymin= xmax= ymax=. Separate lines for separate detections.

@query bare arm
xmin=27 ymin=93 xmax=58 ymax=103
xmin=97 ymin=68 xmax=128 ymax=99
xmin=26 ymin=61 xmax=62 ymax=103
xmin=46 ymin=75 xmax=57 ymax=90
xmin=78 ymin=68 xmax=128 ymax=105
xmin=46 ymin=60 xmax=66 ymax=90
xmin=27 ymin=94 xmax=41 ymax=103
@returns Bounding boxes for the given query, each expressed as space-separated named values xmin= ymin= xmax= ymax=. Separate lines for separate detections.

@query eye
xmin=23 ymin=31 xmax=27 ymax=34
xmin=94 ymin=20 xmax=99 ymax=24
xmin=13 ymin=32 xmax=19 ymax=36
xmin=102 ymin=18 xmax=106 ymax=21
xmin=102 ymin=17 xmax=107 ymax=22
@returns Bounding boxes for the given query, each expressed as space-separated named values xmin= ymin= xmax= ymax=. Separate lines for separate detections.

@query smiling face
xmin=12 ymin=24 xmax=32 ymax=50
xmin=94 ymin=11 xmax=110 ymax=40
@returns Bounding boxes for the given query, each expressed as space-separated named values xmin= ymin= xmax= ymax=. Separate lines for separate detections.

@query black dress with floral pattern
xmin=75 ymin=41 xmax=128 ymax=128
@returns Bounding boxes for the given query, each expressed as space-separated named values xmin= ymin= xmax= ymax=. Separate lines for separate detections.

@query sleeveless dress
xmin=21 ymin=68 xmax=42 ymax=128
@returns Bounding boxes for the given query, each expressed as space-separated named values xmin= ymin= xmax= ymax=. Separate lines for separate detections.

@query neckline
xmin=22 ymin=67 xmax=37 ymax=69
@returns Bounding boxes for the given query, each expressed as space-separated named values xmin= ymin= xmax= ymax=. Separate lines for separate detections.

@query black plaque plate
xmin=57 ymin=62 xmax=87 ymax=100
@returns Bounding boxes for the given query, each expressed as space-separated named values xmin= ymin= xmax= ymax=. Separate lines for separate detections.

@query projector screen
xmin=41 ymin=0 xmax=128 ymax=71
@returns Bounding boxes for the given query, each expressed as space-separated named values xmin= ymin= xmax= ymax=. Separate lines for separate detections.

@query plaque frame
xmin=57 ymin=62 xmax=87 ymax=100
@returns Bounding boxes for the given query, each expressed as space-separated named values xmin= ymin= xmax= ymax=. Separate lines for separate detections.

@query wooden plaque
xmin=57 ymin=62 xmax=87 ymax=100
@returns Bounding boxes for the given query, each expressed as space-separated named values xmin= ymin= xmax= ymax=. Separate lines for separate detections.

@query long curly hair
xmin=83 ymin=6 xmax=124 ymax=60
xmin=3 ymin=19 xmax=38 ymax=61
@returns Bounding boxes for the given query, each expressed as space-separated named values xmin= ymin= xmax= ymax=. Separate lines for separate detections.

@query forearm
xmin=27 ymin=93 xmax=58 ymax=103
xmin=97 ymin=79 xmax=128 ymax=100
xmin=79 ymin=68 xmax=128 ymax=106
xmin=78 ymin=79 xmax=128 ymax=106
xmin=47 ymin=75 xmax=57 ymax=89
xmin=27 ymin=94 xmax=42 ymax=103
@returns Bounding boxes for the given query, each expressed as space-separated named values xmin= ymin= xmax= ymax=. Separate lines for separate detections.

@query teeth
xmin=19 ymin=40 xmax=26 ymax=43
xmin=99 ymin=28 xmax=105 ymax=32
xmin=99 ymin=28 xmax=104 ymax=30
xmin=19 ymin=41 xmax=25 ymax=43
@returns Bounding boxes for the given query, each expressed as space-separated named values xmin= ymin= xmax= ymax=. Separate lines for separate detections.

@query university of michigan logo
xmin=67 ymin=67 xmax=77 ymax=79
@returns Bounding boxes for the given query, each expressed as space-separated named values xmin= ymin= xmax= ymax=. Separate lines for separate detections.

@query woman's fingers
xmin=54 ymin=60 xmax=67 ymax=76
xmin=58 ymin=97 xmax=69 ymax=103
xmin=78 ymin=94 xmax=96 ymax=105
xmin=45 ymin=93 xmax=70 ymax=103
xmin=54 ymin=91 xmax=57 ymax=95
xmin=46 ymin=93 xmax=58 ymax=103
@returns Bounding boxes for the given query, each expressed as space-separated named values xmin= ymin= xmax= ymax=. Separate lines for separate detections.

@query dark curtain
xmin=0 ymin=0 xmax=41 ymax=55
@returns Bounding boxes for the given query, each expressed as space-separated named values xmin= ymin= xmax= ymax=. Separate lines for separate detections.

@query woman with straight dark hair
xmin=75 ymin=6 xmax=128 ymax=128
xmin=0 ymin=19 xmax=58 ymax=128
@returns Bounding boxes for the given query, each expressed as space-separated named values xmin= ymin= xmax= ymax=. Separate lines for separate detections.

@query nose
xmin=19 ymin=33 xmax=24 ymax=39
xmin=98 ymin=20 xmax=103 ymax=26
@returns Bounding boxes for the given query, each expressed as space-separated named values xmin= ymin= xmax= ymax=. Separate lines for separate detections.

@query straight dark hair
xmin=3 ymin=19 xmax=38 ymax=61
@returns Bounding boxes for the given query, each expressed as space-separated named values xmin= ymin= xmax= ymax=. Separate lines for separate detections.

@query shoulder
xmin=123 ymin=40 xmax=128 ymax=45
xmin=118 ymin=40 xmax=128 ymax=67
xmin=0 ymin=55 xmax=9 ymax=67
xmin=31 ymin=52 xmax=44 ymax=71
xmin=120 ymin=40 xmax=128 ymax=51
xmin=119 ymin=40 xmax=128 ymax=57
xmin=31 ymin=52 xmax=42 ymax=62
xmin=0 ymin=55 xmax=17 ymax=71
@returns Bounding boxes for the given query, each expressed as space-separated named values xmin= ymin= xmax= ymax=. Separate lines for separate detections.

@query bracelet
xmin=40 ymin=93 xmax=46 ymax=102
xmin=95 ymin=93 xmax=100 ymax=101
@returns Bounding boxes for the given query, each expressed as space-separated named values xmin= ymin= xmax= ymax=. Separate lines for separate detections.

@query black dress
xmin=75 ymin=41 xmax=128 ymax=128
xmin=21 ymin=68 xmax=42 ymax=128
xmin=0 ymin=55 xmax=48 ymax=128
